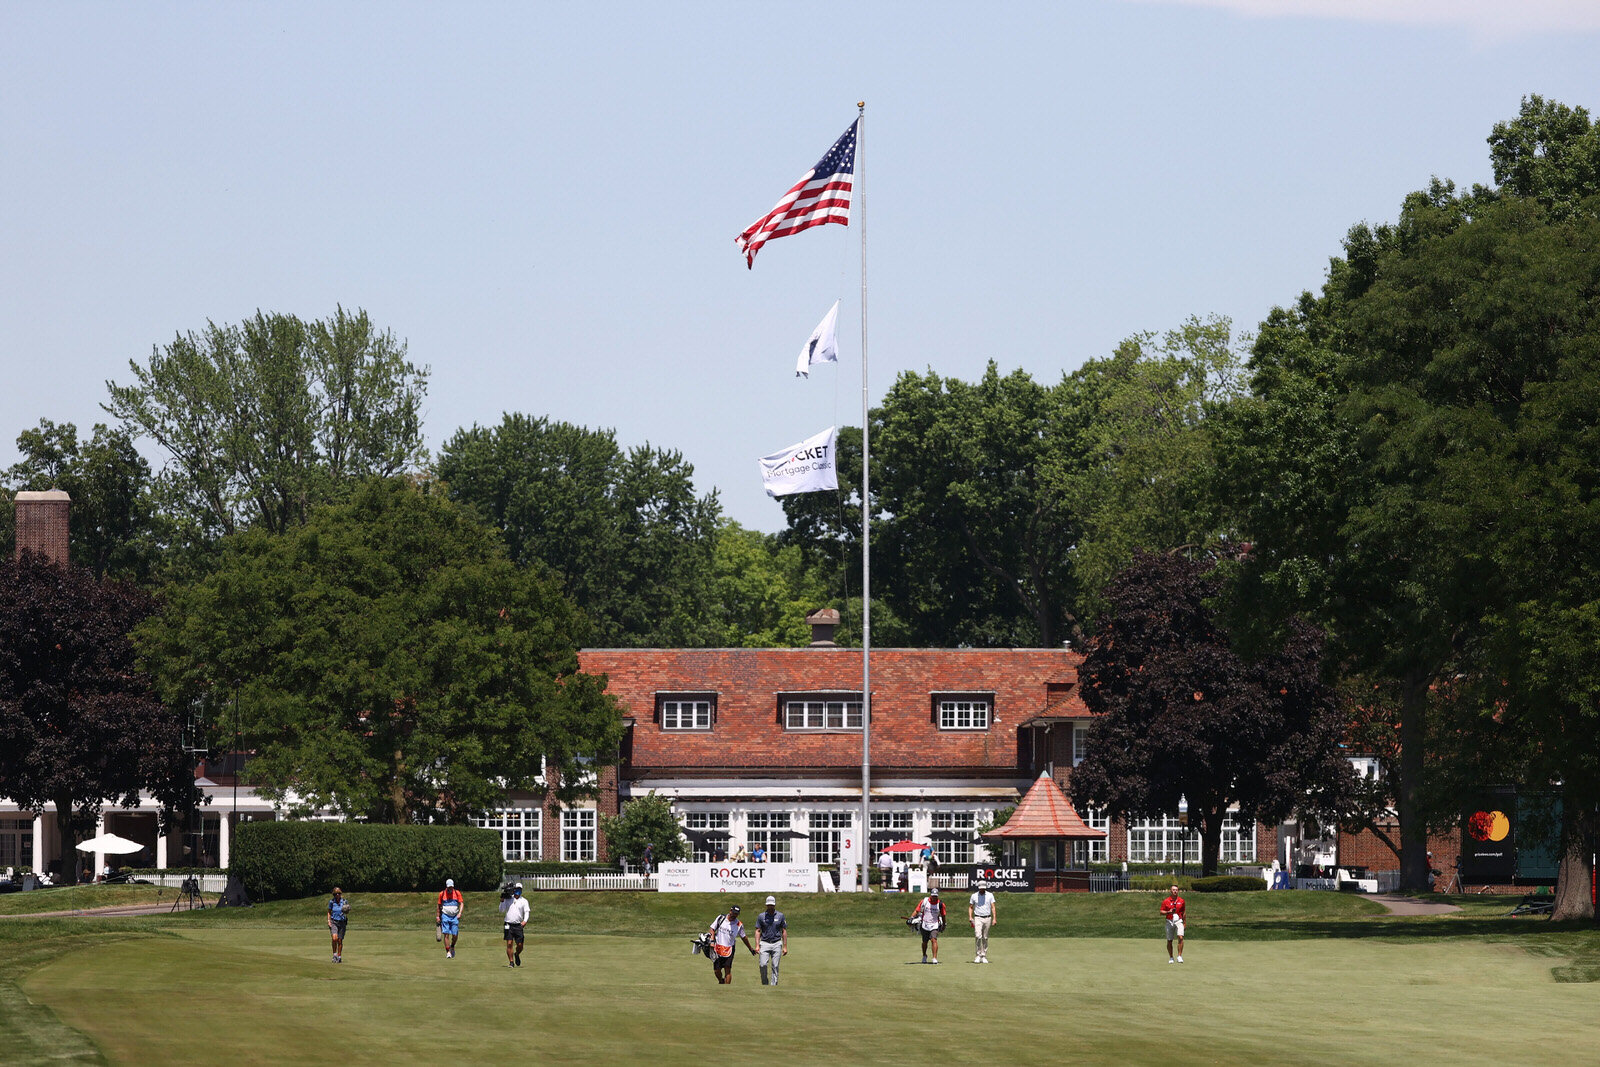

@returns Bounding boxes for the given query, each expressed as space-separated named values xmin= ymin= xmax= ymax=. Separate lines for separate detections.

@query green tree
xmin=871 ymin=363 xmax=1080 ymax=647
xmin=598 ymin=791 xmax=689 ymax=867
xmin=1061 ymin=314 xmax=1246 ymax=619
xmin=105 ymin=307 xmax=428 ymax=542
xmin=1215 ymin=98 xmax=1600 ymax=909
xmin=0 ymin=553 xmax=197 ymax=884
xmin=711 ymin=522 xmax=836 ymax=647
xmin=136 ymin=477 xmax=622 ymax=823
xmin=1070 ymin=552 xmax=1355 ymax=877
xmin=4 ymin=419 xmax=165 ymax=581
xmin=436 ymin=414 xmax=721 ymax=648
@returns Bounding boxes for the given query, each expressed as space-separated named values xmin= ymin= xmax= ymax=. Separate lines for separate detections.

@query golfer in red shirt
xmin=1160 ymin=884 xmax=1186 ymax=963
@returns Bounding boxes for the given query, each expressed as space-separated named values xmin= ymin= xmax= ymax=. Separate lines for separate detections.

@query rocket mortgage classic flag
xmin=796 ymin=300 xmax=840 ymax=377
xmin=759 ymin=426 xmax=839 ymax=497
xmin=736 ymin=119 xmax=858 ymax=268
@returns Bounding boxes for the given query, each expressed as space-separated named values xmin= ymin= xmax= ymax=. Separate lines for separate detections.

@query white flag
xmin=796 ymin=300 xmax=840 ymax=377
xmin=759 ymin=426 xmax=839 ymax=497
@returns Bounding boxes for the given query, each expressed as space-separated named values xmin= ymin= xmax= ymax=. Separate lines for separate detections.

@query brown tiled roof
xmin=983 ymin=772 xmax=1105 ymax=839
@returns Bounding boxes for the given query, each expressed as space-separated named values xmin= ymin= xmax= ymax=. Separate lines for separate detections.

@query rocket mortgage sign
xmin=657 ymin=862 xmax=821 ymax=893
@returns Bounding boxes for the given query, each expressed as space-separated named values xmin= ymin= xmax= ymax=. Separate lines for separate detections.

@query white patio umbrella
xmin=75 ymin=832 xmax=145 ymax=855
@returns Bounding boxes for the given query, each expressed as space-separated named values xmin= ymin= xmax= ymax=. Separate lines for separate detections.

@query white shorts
xmin=1165 ymin=918 xmax=1185 ymax=939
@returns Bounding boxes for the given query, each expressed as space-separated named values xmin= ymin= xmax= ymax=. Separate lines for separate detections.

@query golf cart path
xmin=1370 ymin=893 xmax=1460 ymax=916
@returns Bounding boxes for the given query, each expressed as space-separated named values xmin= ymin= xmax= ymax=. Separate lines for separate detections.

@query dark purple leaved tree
xmin=0 ymin=552 xmax=196 ymax=884
xmin=1070 ymin=551 xmax=1355 ymax=876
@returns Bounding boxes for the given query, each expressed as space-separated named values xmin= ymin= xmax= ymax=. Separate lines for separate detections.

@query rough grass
xmin=4 ymin=888 xmax=1598 ymax=1066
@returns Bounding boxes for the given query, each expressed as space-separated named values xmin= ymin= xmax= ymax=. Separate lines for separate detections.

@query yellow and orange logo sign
xmin=1466 ymin=810 xmax=1510 ymax=842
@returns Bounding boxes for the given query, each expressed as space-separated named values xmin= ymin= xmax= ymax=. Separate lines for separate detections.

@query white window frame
xmin=783 ymin=695 xmax=863 ymax=731
xmin=683 ymin=811 xmax=731 ymax=862
xmin=1072 ymin=724 xmax=1089 ymax=766
xmin=0 ymin=817 xmax=34 ymax=870
xmin=1126 ymin=811 xmax=1255 ymax=863
xmin=746 ymin=811 xmax=792 ymax=863
xmin=560 ymin=809 xmax=597 ymax=863
xmin=808 ymin=811 xmax=852 ymax=864
xmin=1073 ymin=806 xmax=1109 ymax=864
xmin=660 ymin=695 xmax=714 ymax=731
xmin=930 ymin=811 xmax=978 ymax=865
xmin=937 ymin=697 xmax=991 ymax=731
xmin=472 ymin=807 xmax=542 ymax=862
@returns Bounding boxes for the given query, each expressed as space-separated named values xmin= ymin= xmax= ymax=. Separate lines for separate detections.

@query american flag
xmin=736 ymin=119 xmax=858 ymax=268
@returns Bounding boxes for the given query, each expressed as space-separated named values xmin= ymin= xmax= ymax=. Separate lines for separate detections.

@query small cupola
xmin=805 ymin=608 xmax=841 ymax=647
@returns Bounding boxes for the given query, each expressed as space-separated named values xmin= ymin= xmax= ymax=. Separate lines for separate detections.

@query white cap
xmin=765 ymin=895 xmax=777 ymax=905
xmin=514 ymin=882 xmax=523 ymax=890
xmin=445 ymin=879 xmax=454 ymax=887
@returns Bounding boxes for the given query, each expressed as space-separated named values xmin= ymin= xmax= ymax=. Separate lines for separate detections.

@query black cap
xmin=729 ymin=904 xmax=741 ymax=913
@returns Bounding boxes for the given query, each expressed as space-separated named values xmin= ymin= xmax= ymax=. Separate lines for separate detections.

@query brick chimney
xmin=14 ymin=490 xmax=71 ymax=565
xmin=805 ymin=608 xmax=840 ymax=647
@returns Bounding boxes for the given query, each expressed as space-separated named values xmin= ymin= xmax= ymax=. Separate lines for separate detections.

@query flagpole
xmin=856 ymin=100 xmax=872 ymax=892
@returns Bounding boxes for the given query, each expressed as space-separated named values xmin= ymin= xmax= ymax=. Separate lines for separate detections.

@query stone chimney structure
xmin=14 ymin=490 xmax=71 ymax=565
xmin=805 ymin=608 xmax=841 ymax=647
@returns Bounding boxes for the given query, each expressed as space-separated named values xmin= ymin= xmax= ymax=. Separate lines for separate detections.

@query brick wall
xmin=14 ymin=490 xmax=70 ymax=564
xmin=579 ymin=646 xmax=1084 ymax=774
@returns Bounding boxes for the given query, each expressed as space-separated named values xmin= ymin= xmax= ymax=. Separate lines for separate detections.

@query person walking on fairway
xmin=708 ymin=903 xmax=756 ymax=984
xmin=755 ymin=895 xmax=788 ymax=986
xmin=1161 ymin=883 xmax=1186 ymax=963
xmin=327 ymin=887 xmax=350 ymax=963
xmin=968 ymin=885 xmax=997 ymax=963
xmin=436 ymin=878 xmax=465 ymax=959
xmin=500 ymin=882 xmax=530 ymax=967
xmin=910 ymin=887 xmax=946 ymax=963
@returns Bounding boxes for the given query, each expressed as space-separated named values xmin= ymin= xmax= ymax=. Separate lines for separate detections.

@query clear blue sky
xmin=3 ymin=1 xmax=1597 ymax=532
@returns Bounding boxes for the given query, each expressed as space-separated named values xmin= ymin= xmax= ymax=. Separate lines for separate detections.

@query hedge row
xmin=501 ymin=860 xmax=617 ymax=877
xmin=1190 ymin=875 xmax=1267 ymax=893
xmin=1129 ymin=874 xmax=1266 ymax=892
xmin=233 ymin=822 xmax=502 ymax=900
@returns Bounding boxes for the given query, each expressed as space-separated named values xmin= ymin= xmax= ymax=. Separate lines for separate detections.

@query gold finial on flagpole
xmin=858 ymin=101 xmax=865 ymax=109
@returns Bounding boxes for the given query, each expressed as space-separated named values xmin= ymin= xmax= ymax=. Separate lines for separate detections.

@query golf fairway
xmin=22 ymin=929 xmax=1600 ymax=1065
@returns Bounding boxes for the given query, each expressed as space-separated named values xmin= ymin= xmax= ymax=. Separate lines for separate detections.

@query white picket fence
xmin=522 ymin=872 xmax=656 ymax=891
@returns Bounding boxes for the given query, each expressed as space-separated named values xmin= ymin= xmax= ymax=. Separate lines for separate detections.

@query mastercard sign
xmin=1466 ymin=809 xmax=1511 ymax=843
xmin=1460 ymin=796 xmax=1517 ymax=884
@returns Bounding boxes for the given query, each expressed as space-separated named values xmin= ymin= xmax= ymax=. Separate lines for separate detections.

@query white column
xmin=31 ymin=814 xmax=45 ymax=874
xmin=219 ymin=813 xmax=231 ymax=869
xmin=156 ymin=826 xmax=169 ymax=869
xmin=92 ymin=812 xmax=106 ymax=882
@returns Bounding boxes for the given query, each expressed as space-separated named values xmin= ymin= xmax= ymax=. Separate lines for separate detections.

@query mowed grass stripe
xmin=21 ymin=926 xmax=1600 ymax=1067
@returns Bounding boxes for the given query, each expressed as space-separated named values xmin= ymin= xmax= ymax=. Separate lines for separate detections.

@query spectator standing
xmin=327 ymin=887 xmax=350 ymax=963
xmin=500 ymin=882 xmax=530 ymax=967
xmin=643 ymin=842 xmax=654 ymax=875
xmin=1160 ymin=884 xmax=1186 ymax=963
xmin=755 ymin=895 xmax=788 ymax=986
xmin=877 ymin=849 xmax=893 ymax=889
xmin=968 ymin=886 xmax=997 ymax=963
xmin=909 ymin=887 xmax=946 ymax=963
xmin=436 ymin=878 xmax=465 ymax=959
xmin=708 ymin=904 xmax=756 ymax=984
xmin=751 ymin=843 xmax=766 ymax=862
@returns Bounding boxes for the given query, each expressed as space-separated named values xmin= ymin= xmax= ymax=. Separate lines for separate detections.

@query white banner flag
xmin=796 ymin=300 xmax=840 ymax=377
xmin=759 ymin=426 xmax=838 ymax=497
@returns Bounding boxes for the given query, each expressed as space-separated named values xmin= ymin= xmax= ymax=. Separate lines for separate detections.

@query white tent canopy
xmin=75 ymin=833 xmax=144 ymax=855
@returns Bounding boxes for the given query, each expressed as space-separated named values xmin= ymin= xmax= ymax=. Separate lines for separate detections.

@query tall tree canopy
xmin=0 ymin=554 xmax=195 ymax=883
xmin=1213 ymin=96 xmax=1600 ymax=909
xmin=1070 ymin=552 xmax=1354 ymax=877
xmin=137 ymin=477 xmax=622 ymax=824
xmin=437 ymin=414 xmax=722 ymax=648
xmin=105 ymin=307 xmax=429 ymax=542
xmin=780 ymin=320 xmax=1242 ymax=648
xmin=3 ymin=419 xmax=164 ymax=581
